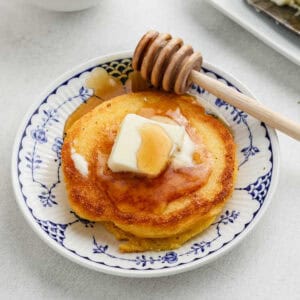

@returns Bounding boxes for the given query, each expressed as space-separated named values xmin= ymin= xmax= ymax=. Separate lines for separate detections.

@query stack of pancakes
xmin=62 ymin=91 xmax=237 ymax=252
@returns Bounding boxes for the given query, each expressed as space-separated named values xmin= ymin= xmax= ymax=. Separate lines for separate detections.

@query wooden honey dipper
xmin=132 ymin=30 xmax=300 ymax=141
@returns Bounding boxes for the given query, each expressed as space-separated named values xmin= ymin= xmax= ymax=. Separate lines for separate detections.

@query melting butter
xmin=107 ymin=114 xmax=185 ymax=175
xmin=71 ymin=148 xmax=89 ymax=177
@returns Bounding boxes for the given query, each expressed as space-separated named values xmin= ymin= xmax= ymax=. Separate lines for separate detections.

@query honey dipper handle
xmin=191 ymin=70 xmax=300 ymax=141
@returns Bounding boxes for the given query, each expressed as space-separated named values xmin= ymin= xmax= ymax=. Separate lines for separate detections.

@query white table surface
xmin=0 ymin=0 xmax=299 ymax=299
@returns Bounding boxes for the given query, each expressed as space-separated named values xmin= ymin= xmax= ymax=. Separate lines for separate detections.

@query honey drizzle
xmin=96 ymin=102 xmax=212 ymax=214
xmin=137 ymin=124 xmax=173 ymax=177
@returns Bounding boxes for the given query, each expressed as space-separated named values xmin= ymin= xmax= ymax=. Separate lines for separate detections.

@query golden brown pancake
xmin=62 ymin=91 xmax=237 ymax=252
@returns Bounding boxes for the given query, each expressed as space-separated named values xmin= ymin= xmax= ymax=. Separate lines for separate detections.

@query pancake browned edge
xmin=62 ymin=91 xmax=237 ymax=252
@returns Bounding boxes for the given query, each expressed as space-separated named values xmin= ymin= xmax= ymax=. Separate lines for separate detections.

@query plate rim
xmin=11 ymin=51 xmax=280 ymax=278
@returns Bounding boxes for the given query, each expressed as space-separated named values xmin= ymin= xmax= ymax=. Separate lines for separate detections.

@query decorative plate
xmin=12 ymin=52 xmax=279 ymax=277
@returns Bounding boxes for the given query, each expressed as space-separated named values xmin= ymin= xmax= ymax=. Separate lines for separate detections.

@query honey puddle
xmin=64 ymin=68 xmax=151 ymax=134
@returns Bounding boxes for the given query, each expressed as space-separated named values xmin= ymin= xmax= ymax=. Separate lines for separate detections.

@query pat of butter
xmin=172 ymin=131 xmax=196 ymax=169
xmin=107 ymin=114 xmax=185 ymax=174
xmin=71 ymin=147 xmax=89 ymax=177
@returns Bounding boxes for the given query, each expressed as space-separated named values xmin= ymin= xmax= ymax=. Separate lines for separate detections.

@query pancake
xmin=62 ymin=91 xmax=237 ymax=252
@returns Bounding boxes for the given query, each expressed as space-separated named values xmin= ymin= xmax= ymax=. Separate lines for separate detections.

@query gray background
xmin=0 ymin=0 xmax=299 ymax=299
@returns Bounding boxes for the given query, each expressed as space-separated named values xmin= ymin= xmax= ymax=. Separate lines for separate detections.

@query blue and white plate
xmin=11 ymin=52 xmax=279 ymax=277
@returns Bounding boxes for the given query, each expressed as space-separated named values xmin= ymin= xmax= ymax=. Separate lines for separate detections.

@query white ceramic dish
xmin=206 ymin=0 xmax=300 ymax=66
xmin=11 ymin=52 xmax=279 ymax=277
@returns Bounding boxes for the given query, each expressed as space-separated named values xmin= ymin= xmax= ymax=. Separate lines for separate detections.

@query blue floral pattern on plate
xmin=13 ymin=56 xmax=278 ymax=277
